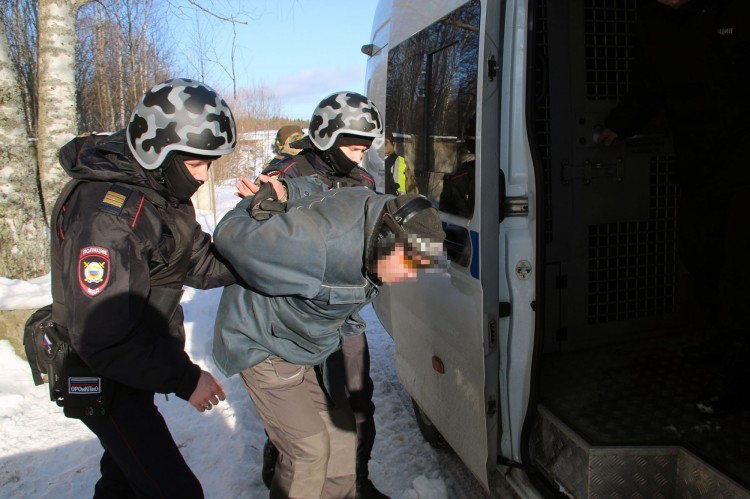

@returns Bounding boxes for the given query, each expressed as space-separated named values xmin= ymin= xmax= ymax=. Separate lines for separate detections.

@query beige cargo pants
xmin=240 ymin=355 xmax=356 ymax=499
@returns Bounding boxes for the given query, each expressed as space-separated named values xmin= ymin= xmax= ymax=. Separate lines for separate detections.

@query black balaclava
xmin=321 ymin=135 xmax=374 ymax=176
xmin=160 ymin=152 xmax=210 ymax=201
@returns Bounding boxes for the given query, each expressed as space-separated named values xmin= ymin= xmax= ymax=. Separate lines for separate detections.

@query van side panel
xmin=367 ymin=0 xmax=514 ymax=491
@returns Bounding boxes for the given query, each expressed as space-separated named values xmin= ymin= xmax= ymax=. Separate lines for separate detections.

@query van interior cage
xmin=532 ymin=0 xmax=749 ymax=494
xmin=587 ymin=156 xmax=678 ymax=324
xmin=582 ymin=0 xmax=637 ymax=100
xmin=535 ymin=0 xmax=680 ymax=326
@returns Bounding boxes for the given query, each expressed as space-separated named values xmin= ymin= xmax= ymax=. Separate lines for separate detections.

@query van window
xmin=385 ymin=0 xmax=480 ymax=217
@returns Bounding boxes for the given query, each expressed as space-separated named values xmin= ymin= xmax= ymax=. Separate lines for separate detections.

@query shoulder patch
xmin=79 ymin=246 xmax=111 ymax=297
xmin=100 ymin=184 xmax=133 ymax=215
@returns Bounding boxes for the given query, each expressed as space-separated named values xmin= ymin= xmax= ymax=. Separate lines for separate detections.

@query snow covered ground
xmin=0 ymin=183 xmax=517 ymax=498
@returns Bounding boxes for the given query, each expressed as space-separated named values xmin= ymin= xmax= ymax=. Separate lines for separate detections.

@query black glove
xmin=247 ymin=181 xmax=286 ymax=221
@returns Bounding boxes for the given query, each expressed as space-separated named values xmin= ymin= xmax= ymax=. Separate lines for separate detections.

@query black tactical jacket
xmin=51 ymin=131 xmax=235 ymax=400
xmin=262 ymin=148 xmax=376 ymax=190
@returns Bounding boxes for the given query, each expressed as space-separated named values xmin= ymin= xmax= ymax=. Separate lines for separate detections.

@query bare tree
xmin=177 ymin=0 xmax=249 ymax=99
xmin=2 ymin=0 xmax=37 ymax=136
xmin=37 ymin=0 xmax=93 ymax=224
xmin=0 ymin=0 xmax=259 ymax=279
xmin=212 ymin=85 xmax=285 ymax=184
xmin=0 ymin=15 xmax=47 ymax=279
xmin=76 ymin=0 xmax=175 ymax=132
xmin=0 ymin=0 xmax=93 ymax=279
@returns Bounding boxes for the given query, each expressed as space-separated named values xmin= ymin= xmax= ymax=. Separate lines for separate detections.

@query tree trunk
xmin=0 ymin=17 xmax=48 ymax=279
xmin=0 ymin=0 xmax=92 ymax=279
xmin=115 ymin=0 xmax=125 ymax=129
xmin=36 ymin=0 xmax=91 ymax=223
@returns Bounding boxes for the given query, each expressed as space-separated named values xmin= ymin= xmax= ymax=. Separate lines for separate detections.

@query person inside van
xmin=596 ymin=0 xmax=750 ymax=416
xmin=439 ymin=112 xmax=476 ymax=218
xmin=384 ymin=127 xmax=419 ymax=195
xmin=212 ymin=175 xmax=446 ymax=499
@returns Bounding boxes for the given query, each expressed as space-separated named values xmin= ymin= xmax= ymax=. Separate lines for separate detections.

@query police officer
xmin=597 ymin=0 xmax=750 ymax=415
xmin=246 ymin=91 xmax=387 ymax=498
xmin=264 ymin=124 xmax=305 ymax=168
xmin=50 ymin=78 xmax=237 ymax=498
xmin=257 ymin=91 xmax=378 ymax=190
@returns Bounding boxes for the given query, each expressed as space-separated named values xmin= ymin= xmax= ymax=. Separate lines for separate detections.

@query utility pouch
xmin=23 ymin=304 xmax=65 ymax=386
xmin=23 ymin=304 xmax=114 ymax=418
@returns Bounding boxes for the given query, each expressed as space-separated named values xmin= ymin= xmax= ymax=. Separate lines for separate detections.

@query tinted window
xmin=386 ymin=0 xmax=480 ymax=217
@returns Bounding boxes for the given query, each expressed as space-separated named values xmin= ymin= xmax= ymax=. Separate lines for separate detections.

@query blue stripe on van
xmin=470 ymin=230 xmax=479 ymax=279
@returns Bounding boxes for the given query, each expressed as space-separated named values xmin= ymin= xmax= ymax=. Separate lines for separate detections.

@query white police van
xmin=363 ymin=0 xmax=749 ymax=497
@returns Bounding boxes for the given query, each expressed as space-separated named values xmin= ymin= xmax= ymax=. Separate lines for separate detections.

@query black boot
xmin=356 ymin=462 xmax=390 ymax=499
xmin=262 ymin=438 xmax=279 ymax=489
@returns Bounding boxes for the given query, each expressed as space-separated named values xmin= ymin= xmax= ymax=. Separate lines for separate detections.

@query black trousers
xmin=340 ymin=333 xmax=376 ymax=466
xmin=81 ymin=384 xmax=203 ymax=499
xmin=322 ymin=333 xmax=376 ymax=468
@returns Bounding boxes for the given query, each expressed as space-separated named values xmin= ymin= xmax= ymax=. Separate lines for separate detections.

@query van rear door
xmin=369 ymin=0 xmax=514 ymax=489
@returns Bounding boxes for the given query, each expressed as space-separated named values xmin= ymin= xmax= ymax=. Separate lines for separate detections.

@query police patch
xmin=79 ymin=246 xmax=110 ymax=297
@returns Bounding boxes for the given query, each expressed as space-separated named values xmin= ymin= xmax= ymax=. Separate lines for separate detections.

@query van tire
xmin=411 ymin=398 xmax=448 ymax=448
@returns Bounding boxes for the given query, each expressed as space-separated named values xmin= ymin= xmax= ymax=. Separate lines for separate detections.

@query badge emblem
xmin=79 ymin=246 xmax=110 ymax=296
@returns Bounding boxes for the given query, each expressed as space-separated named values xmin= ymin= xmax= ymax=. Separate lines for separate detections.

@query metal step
xmin=531 ymin=405 xmax=748 ymax=498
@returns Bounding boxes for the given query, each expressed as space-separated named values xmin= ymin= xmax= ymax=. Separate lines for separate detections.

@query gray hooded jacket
xmin=212 ymin=177 xmax=391 ymax=376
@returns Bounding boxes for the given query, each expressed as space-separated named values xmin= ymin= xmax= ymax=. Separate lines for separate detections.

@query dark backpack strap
xmin=128 ymin=184 xmax=168 ymax=209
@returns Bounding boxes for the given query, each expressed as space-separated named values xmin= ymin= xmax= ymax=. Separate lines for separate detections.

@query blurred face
xmin=339 ymin=144 xmax=369 ymax=166
xmin=656 ymin=0 xmax=690 ymax=7
xmin=183 ymin=159 xmax=212 ymax=183
xmin=375 ymin=244 xmax=433 ymax=284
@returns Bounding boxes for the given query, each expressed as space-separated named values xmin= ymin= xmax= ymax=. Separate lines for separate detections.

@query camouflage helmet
xmin=273 ymin=124 xmax=305 ymax=155
xmin=308 ymin=91 xmax=383 ymax=152
xmin=127 ymin=78 xmax=237 ymax=170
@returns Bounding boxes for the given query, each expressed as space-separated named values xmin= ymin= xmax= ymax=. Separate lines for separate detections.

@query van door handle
xmin=504 ymin=197 xmax=529 ymax=217
xmin=443 ymin=223 xmax=471 ymax=267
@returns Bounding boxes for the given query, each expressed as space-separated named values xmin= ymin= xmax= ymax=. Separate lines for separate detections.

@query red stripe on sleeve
xmin=131 ymin=194 xmax=145 ymax=228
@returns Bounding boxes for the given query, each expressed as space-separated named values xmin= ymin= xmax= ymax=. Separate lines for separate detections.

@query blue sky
xmin=196 ymin=0 xmax=380 ymax=120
